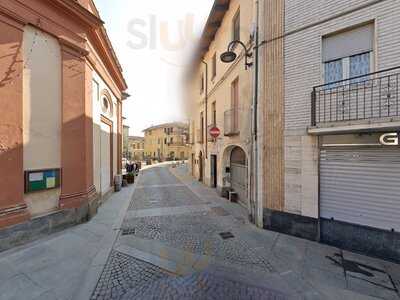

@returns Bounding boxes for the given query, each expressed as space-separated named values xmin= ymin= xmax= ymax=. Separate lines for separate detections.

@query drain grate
xmin=121 ymin=228 xmax=136 ymax=236
xmin=219 ymin=232 xmax=235 ymax=240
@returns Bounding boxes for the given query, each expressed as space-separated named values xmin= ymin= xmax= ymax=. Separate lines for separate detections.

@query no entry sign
xmin=209 ymin=127 xmax=221 ymax=138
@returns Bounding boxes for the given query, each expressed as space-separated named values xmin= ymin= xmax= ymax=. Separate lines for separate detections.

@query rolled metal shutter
xmin=320 ymin=148 xmax=400 ymax=232
xmin=231 ymin=163 xmax=248 ymax=207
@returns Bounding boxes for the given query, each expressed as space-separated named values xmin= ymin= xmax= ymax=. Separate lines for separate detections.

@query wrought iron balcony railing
xmin=224 ymin=108 xmax=240 ymax=136
xmin=311 ymin=67 xmax=400 ymax=126
xmin=167 ymin=141 xmax=186 ymax=147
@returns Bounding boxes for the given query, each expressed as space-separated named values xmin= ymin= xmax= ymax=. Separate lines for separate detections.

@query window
xmin=200 ymin=73 xmax=204 ymax=94
xmin=231 ymin=78 xmax=239 ymax=131
xmin=92 ymin=80 xmax=99 ymax=103
xmin=324 ymin=59 xmax=343 ymax=85
xmin=232 ymin=10 xmax=240 ymax=41
xmin=200 ymin=111 xmax=204 ymax=136
xmin=323 ymin=24 xmax=374 ymax=85
xmin=164 ymin=138 xmax=167 ymax=144
xmin=212 ymin=53 xmax=217 ymax=79
xmin=101 ymin=94 xmax=113 ymax=117
xmin=350 ymin=52 xmax=370 ymax=82
xmin=212 ymin=102 xmax=216 ymax=125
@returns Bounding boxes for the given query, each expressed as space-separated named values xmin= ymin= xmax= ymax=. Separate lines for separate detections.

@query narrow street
xmin=1 ymin=163 xmax=399 ymax=300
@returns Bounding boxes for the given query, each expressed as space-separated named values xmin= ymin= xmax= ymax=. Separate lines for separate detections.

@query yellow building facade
xmin=128 ymin=136 xmax=145 ymax=161
xmin=143 ymin=123 xmax=190 ymax=161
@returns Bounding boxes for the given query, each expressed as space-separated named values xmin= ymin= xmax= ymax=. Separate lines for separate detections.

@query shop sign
xmin=379 ymin=133 xmax=399 ymax=146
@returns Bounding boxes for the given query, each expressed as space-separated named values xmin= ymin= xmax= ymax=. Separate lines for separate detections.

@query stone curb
xmin=72 ymin=182 xmax=138 ymax=300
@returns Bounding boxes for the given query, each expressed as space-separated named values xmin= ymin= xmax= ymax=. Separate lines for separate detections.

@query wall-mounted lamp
xmin=220 ymin=40 xmax=253 ymax=70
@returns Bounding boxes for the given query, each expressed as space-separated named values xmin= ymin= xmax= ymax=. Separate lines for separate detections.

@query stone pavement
xmin=1 ymin=163 xmax=399 ymax=300
xmin=0 ymin=184 xmax=136 ymax=300
xmin=91 ymin=163 xmax=400 ymax=300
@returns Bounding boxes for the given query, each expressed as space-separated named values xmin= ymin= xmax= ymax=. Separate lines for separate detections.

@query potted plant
xmin=126 ymin=172 xmax=135 ymax=184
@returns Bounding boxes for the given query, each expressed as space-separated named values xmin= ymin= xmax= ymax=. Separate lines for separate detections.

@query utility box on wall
xmin=24 ymin=169 xmax=61 ymax=193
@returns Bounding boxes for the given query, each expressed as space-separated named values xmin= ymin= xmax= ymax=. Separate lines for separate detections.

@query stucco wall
xmin=23 ymin=25 xmax=61 ymax=216
xmin=284 ymin=0 xmax=400 ymax=217
xmin=92 ymin=70 xmax=118 ymax=196
xmin=189 ymin=0 xmax=253 ymax=192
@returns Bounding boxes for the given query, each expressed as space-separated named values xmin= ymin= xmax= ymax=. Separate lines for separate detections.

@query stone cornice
xmin=42 ymin=0 xmax=103 ymax=28
xmin=1 ymin=0 xmax=127 ymax=94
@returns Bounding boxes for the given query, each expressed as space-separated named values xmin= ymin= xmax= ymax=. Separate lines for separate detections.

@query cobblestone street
xmin=0 ymin=163 xmax=399 ymax=300
xmin=90 ymin=163 xmax=400 ymax=300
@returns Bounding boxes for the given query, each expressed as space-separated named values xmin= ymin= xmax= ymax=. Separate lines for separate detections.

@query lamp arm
xmin=227 ymin=40 xmax=253 ymax=69
xmin=227 ymin=40 xmax=253 ymax=57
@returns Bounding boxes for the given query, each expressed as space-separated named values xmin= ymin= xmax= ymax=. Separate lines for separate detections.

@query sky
xmin=94 ymin=0 xmax=214 ymax=136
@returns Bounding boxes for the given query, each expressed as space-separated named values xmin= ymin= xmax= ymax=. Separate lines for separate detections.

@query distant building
xmin=128 ymin=136 xmax=145 ymax=161
xmin=143 ymin=123 xmax=190 ymax=161
xmin=122 ymin=118 xmax=130 ymax=160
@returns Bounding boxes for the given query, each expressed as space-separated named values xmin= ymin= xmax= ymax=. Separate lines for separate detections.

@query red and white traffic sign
xmin=209 ymin=127 xmax=221 ymax=138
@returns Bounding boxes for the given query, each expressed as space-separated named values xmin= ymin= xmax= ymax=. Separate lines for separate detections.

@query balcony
xmin=167 ymin=141 xmax=185 ymax=147
xmin=311 ymin=67 xmax=400 ymax=129
xmin=224 ymin=108 xmax=240 ymax=136
xmin=196 ymin=129 xmax=204 ymax=144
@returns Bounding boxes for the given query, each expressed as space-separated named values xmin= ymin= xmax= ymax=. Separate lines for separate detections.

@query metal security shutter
xmin=230 ymin=147 xmax=248 ymax=208
xmin=320 ymin=148 xmax=400 ymax=232
xmin=231 ymin=163 xmax=248 ymax=207
xmin=322 ymin=24 xmax=374 ymax=62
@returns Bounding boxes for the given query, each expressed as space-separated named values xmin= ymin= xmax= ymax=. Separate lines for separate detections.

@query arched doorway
xmin=199 ymin=151 xmax=204 ymax=182
xmin=230 ymin=147 xmax=248 ymax=207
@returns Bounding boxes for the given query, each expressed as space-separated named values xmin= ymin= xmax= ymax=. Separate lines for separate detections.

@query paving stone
xmin=25 ymin=256 xmax=90 ymax=299
xmin=302 ymin=265 xmax=347 ymax=290
xmin=91 ymin=251 xmax=171 ymax=300
xmin=347 ymin=275 xmax=399 ymax=300
xmin=32 ymin=290 xmax=63 ymax=300
xmin=271 ymin=235 xmax=308 ymax=274
xmin=342 ymin=250 xmax=396 ymax=291
xmin=136 ymin=167 xmax=182 ymax=187
xmin=385 ymin=262 xmax=400 ymax=292
xmin=0 ymin=274 xmax=49 ymax=300
xmin=304 ymin=241 xmax=344 ymax=275
xmin=5 ymin=244 xmax=59 ymax=274
xmin=122 ymin=270 xmax=290 ymax=300
xmin=122 ymin=211 xmax=274 ymax=273
xmin=128 ymin=186 xmax=204 ymax=210
xmin=0 ymin=258 xmax=19 ymax=282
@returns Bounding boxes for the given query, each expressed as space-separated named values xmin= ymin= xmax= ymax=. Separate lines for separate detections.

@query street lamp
xmin=220 ymin=40 xmax=253 ymax=69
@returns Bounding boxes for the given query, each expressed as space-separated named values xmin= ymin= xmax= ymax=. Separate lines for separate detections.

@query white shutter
xmin=322 ymin=24 xmax=374 ymax=62
xmin=320 ymin=148 xmax=400 ymax=231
